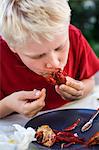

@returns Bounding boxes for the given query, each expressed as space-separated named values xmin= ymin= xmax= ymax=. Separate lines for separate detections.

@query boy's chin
xmin=33 ymin=70 xmax=45 ymax=77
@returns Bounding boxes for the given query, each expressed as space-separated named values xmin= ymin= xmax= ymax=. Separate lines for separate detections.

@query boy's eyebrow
xmin=24 ymin=40 xmax=67 ymax=58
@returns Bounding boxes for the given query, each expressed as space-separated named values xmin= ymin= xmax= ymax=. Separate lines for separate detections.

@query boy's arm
xmin=0 ymin=98 xmax=14 ymax=118
xmin=0 ymin=89 xmax=46 ymax=119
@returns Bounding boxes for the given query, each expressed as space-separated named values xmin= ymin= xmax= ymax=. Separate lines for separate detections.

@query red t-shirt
xmin=0 ymin=25 xmax=99 ymax=110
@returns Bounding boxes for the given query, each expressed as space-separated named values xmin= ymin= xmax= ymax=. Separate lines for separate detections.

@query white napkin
xmin=0 ymin=124 xmax=36 ymax=150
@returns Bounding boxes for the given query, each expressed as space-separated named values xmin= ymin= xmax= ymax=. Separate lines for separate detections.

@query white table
xmin=0 ymin=86 xmax=99 ymax=127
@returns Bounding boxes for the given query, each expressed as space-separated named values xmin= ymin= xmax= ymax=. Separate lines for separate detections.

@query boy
xmin=0 ymin=0 xmax=99 ymax=118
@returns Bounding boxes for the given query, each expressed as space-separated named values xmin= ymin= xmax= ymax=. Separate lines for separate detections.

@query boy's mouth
xmin=36 ymin=66 xmax=64 ymax=77
xmin=41 ymin=68 xmax=63 ymax=77
xmin=43 ymin=68 xmax=67 ymax=85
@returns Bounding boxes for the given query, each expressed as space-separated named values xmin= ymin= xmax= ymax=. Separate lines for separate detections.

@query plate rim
xmin=25 ymin=108 xmax=96 ymax=123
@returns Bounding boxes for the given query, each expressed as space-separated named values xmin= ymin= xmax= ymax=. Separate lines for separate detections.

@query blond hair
xmin=0 ymin=0 xmax=71 ymax=46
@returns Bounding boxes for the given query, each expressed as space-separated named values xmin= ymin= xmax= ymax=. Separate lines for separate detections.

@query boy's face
xmin=13 ymin=34 xmax=69 ymax=76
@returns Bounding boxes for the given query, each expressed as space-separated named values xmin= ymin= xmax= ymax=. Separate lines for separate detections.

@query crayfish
xmin=45 ymin=68 xmax=66 ymax=85
xmin=35 ymin=119 xmax=99 ymax=148
xmin=86 ymin=132 xmax=99 ymax=146
xmin=35 ymin=118 xmax=84 ymax=148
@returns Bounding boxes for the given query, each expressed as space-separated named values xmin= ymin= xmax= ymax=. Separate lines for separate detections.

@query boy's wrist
xmin=0 ymin=97 xmax=14 ymax=118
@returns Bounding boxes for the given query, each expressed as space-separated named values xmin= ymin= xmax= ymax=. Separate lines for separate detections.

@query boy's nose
xmin=46 ymin=53 xmax=60 ymax=69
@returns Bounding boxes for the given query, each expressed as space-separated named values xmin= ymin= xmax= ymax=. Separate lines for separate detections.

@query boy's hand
xmin=55 ymin=76 xmax=85 ymax=100
xmin=3 ymin=88 xmax=46 ymax=118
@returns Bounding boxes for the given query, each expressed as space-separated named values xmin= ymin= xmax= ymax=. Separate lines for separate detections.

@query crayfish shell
xmin=86 ymin=132 xmax=99 ymax=146
xmin=35 ymin=125 xmax=56 ymax=147
xmin=46 ymin=68 xmax=66 ymax=85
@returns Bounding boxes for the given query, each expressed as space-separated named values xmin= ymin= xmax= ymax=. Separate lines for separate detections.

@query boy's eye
xmin=31 ymin=53 xmax=46 ymax=59
xmin=55 ymin=43 xmax=66 ymax=52
xmin=55 ymin=47 xmax=63 ymax=52
xmin=55 ymin=46 xmax=65 ymax=52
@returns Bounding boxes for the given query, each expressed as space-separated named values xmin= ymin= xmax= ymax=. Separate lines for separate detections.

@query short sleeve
xmin=77 ymin=32 xmax=99 ymax=80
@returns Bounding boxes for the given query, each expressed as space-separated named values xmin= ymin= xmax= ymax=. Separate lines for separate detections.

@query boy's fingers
xmin=40 ymin=88 xmax=46 ymax=97
xmin=59 ymin=84 xmax=83 ymax=97
xmin=25 ymin=106 xmax=44 ymax=118
xmin=60 ymin=90 xmax=83 ymax=100
xmin=24 ymin=89 xmax=46 ymax=111
xmin=24 ymin=99 xmax=45 ymax=113
xmin=33 ymin=88 xmax=46 ymax=99
xmin=17 ymin=88 xmax=46 ymax=100
xmin=55 ymin=85 xmax=60 ymax=93
xmin=22 ymin=90 xmax=40 ymax=100
xmin=66 ymin=76 xmax=84 ymax=90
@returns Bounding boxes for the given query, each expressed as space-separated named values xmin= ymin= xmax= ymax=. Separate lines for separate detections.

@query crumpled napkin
xmin=0 ymin=124 xmax=36 ymax=150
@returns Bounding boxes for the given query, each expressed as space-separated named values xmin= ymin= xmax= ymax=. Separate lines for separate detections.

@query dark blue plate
xmin=25 ymin=109 xmax=99 ymax=150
